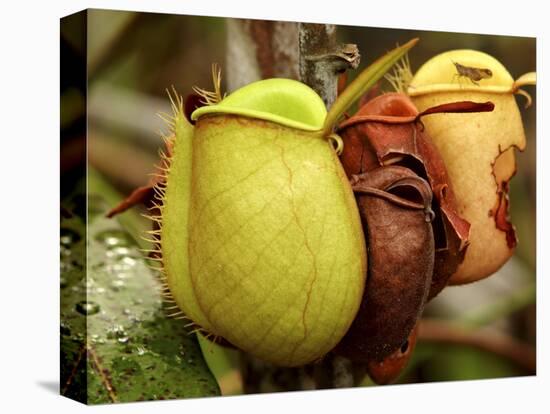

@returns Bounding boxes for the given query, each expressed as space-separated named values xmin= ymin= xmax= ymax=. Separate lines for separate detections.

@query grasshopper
xmin=452 ymin=60 xmax=493 ymax=85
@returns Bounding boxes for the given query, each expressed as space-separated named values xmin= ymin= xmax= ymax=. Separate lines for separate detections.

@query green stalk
xmin=321 ymin=38 xmax=419 ymax=137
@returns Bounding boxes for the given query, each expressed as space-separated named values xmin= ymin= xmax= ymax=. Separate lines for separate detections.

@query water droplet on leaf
xmin=106 ymin=246 xmax=131 ymax=258
xmin=110 ymin=279 xmax=126 ymax=291
xmin=60 ymin=277 xmax=68 ymax=289
xmin=95 ymin=229 xmax=132 ymax=247
xmin=117 ymin=256 xmax=137 ymax=267
xmin=118 ymin=336 xmax=130 ymax=344
xmin=107 ymin=324 xmax=130 ymax=344
xmin=60 ymin=322 xmax=71 ymax=336
xmin=60 ymin=228 xmax=81 ymax=246
xmin=60 ymin=246 xmax=72 ymax=258
xmin=76 ymin=301 xmax=100 ymax=316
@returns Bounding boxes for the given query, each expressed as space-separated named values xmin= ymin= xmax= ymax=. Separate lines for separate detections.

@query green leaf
xmin=420 ymin=345 xmax=523 ymax=381
xmin=61 ymin=173 xmax=220 ymax=404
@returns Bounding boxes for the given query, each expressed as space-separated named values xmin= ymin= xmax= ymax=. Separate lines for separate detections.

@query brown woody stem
xmin=418 ymin=319 xmax=536 ymax=373
xmin=299 ymin=23 xmax=360 ymax=109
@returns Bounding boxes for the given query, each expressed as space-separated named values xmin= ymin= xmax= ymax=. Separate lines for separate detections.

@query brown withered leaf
xmin=338 ymin=93 xmax=493 ymax=299
xmin=334 ymin=165 xmax=434 ymax=362
xmin=106 ymin=138 xmax=173 ymax=219
xmin=105 ymin=184 xmax=156 ymax=219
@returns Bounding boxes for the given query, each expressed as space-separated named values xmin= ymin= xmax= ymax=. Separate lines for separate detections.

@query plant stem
xmin=298 ymin=23 xmax=360 ymax=108
xmin=418 ymin=319 xmax=536 ymax=373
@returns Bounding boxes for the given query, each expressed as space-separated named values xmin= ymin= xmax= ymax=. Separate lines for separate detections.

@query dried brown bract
xmin=334 ymin=165 xmax=434 ymax=362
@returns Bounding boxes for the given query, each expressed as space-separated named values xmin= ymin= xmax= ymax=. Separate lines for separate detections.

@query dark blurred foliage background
xmin=61 ymin=9 xmax=536 ymax=395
